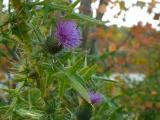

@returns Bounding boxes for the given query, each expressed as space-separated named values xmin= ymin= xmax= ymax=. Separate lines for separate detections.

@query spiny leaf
xmin=80 ymin=64 xmax=98 ymax=80
xmin=68 ymin=57 xmax=84 ymax=73
xmin=53 ymin=71 xmax=91 ymax=104
xmin=67 ymin=0 xmax=80 ymax=17
xmin=71 ymin=13 xmax=105 ymax=25
xmin=15 ymin=108 xmax=43 ymax=120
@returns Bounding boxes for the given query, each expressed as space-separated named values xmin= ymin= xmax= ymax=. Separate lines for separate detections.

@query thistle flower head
xmin=89 ymin=92 xmax=102 ymax=104
xmin=54 ymin=20 xmax=81 ymax=48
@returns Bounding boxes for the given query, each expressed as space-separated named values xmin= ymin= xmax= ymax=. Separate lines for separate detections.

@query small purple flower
xmin=54 ymin=20 xmax=81 ymax=48
xmin=89 ymin=92 xmax=102 ymax=104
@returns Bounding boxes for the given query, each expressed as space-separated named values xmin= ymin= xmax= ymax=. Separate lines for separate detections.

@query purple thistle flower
xmin=89 ymin=92 xmax=102 ymax=104
xmin=54 ymin=20 xmax=81 ymax=48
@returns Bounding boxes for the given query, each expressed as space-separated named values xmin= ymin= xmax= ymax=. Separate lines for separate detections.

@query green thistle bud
xmin=44 ymin=36 xmax=62 ymax=54
xmin=77 ymin=99 xmax=93 ymax=120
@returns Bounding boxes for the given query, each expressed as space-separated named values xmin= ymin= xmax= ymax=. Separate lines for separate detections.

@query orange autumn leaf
xmin=156 ymin=102 xmax=160 ymax=111
xmin=96 ymin=27 xmax=107 ymax=40
xmin=147 ymin=0 xmax=156 ymax=13
xmin=116 ymin=56 xmax=126 ymax=65
xmin=109 ymin=43 xmax=117 ymax=52
xmin=151 ymin=90 xmax=158 ymax=96
xmin=144 ymin=102 xmax=153 ymax=110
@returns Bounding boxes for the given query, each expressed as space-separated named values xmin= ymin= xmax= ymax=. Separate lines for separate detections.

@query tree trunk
xmin=79 ymin=0 xmax=92 ymax=48
xmin=96 ymin=0 xmax=108 ymax=20
xmin=79 ymin=0 xmax=92 ymax=16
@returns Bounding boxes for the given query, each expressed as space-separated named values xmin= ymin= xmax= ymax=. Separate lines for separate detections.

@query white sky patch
xmin=139 ymin=0 xmax=152 ymax=3
xmin=121 ymin=0 xmax=138 ymax=8
xmin=108 ymin=73 xmax=146 ymax=82
xmin=125 ymin=6 xmax=148 ymax=26
xmin=91 ymin=0 xmax=100 ymax=18
xmin=3 ymin=0 xmax=9 ymax=10
xmin=100 ymin=0 xmax=160 ymax=30
xmin=153 ymin=3 xmax=160 ymax=13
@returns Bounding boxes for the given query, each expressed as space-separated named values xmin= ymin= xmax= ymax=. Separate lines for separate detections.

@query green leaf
xmin=0 ymin=49 xmax=6 ymax=57
xmin=99 ymin=50 xmax=110 ymax=60
xmin=67 ymin=0 xmax=80 ymax=16
xmin=50 ymin=3 xmax=67 ymax=11
xmin=71 ymin=13 xmax=105 ymax=25
xmin=28 ymin=23 xmax=45 ymax=42
xmin=21 ymin=88 xmax=45 ymax=108
xmin=69 ymin=0 xmax=80 ymax=9
xmin=54 ymin=50 xmax=72 ymax=63
xmin=80 ymin=64 xmax=98 ymax=80
xmin=46 ymin=3 xmax=105 ymax=25
xmin=59 ymin=79 xmax=66 ymax=98
xmin=53 ymin=71 xmax=91 ymax=103
xmin=69 ymin=57 xmax=84 ymax=73
xmin=92 ymin=75 xmax=118 ymax=83
xmin=4 ymin=97 xmax=18 ymax=118
xmin=15 ymin=108 xmax=43 ymax=120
